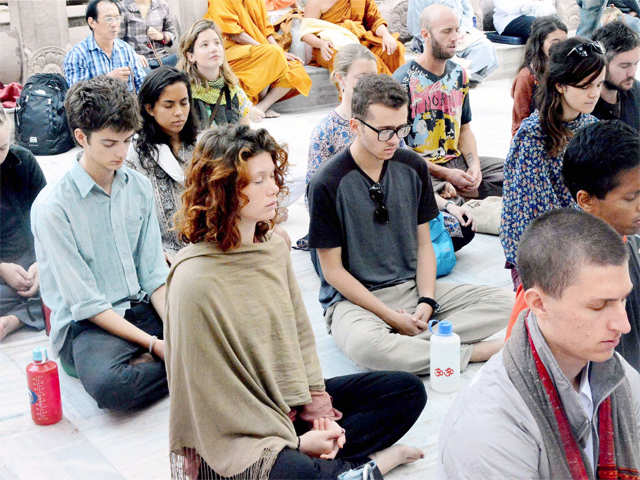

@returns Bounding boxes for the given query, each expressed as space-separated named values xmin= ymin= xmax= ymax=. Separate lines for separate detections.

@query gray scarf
xmin=503 ymin=311 xmax=640 ymax=479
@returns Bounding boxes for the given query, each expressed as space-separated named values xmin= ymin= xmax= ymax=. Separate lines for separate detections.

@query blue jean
xmin=59 ymin=301 xmax=168 ymax=410
xmin=577 ymin=0 xmax=607 ymax=37
xmin=144 ymin=53 xmax=178 ymax=73
xmin=577 ymin=0 xmax=640 ymax=37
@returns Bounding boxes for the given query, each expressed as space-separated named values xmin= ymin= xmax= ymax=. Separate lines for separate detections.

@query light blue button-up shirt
xmin=31 ymin=160 xmax=169 ymax=355
xmin=63 ymin=33 xmax=146 ymax=92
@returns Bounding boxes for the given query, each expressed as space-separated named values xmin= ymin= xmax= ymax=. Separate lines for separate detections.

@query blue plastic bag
xmin=430 ymin=212 xmax=456 ymax=277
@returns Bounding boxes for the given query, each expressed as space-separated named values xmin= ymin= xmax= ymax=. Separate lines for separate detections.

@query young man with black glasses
xmin=307 ymin=73 xmax=513 ymax=375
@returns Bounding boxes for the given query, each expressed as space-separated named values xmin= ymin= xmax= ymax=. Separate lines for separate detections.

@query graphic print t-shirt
xmin=393 ymin=60 xmax=471 ymax=164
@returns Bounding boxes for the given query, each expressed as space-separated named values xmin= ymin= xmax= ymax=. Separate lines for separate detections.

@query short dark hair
xmin=593 ymin=21 xmax=640 ymax=63
xmin=563 ymin=120 xmax=640 ymax=200
xmin=517 ymin=208 xmax=628 ymax=297
xmin=351 ymin=74 xmax=408 ymax=119
xmin=65 ymin=76 xmax=141 ymax=142
xmin=86 ymin=0 xmax=120 ymax=26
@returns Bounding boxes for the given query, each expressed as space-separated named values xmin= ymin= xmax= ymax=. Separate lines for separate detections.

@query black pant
xmin=452 ymin=223 xmax=475 ymax=252
xmin=268 ymin=371 xmax=427 ymax=479
xmin=502 ymin=15 xmax=536 ymax=39
xmin=59 ymin=301 xmax=168 ymax=410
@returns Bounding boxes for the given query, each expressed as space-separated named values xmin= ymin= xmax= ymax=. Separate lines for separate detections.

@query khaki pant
xmin=326 ymin=280 xmax=513 ymax=375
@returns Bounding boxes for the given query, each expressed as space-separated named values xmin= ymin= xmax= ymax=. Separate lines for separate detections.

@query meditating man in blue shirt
xmin=63 ymin=0 xmax=146 ymax=92
xmin=31 ymin=76 xmax=169 ymax=410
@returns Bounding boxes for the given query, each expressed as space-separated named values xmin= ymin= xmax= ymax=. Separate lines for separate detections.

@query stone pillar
xmin=8 ymin=0 xmax=70 ymax=81
xmin=166 ymin=0 xmax=208 ymax=34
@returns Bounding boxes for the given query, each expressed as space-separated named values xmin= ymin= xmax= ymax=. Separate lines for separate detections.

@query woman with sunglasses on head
xmin=165 ymin=125 xmax=426 ymax=480
xmin=500 ymin=37 xmax=605 ymax=290
xmin=511 ymin=15 xmax=568 ymax=136
xmin=302 ymin=44 xmax=476 ymax=252
xmin=126 ymin=66 xmax=199 ymax=263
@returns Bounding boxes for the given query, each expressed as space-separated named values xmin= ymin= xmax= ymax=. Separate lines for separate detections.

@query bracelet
xmin=148 ymin=335 xmax=158 ymax=354
xmin=296 ymin=436 xmax=301 ymax=451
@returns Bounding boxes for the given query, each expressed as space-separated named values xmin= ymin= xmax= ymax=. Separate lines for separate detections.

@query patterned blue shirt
xmin=31 ymin=160 xmax=168 ymax=355
xmin=499 ymin=111 xmax=598 ymax=265
xmin=63 ymin=34 xmax=146 ymax=92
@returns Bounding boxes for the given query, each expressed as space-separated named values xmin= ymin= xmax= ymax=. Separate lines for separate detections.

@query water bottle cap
xmin=32 ymin=347 xmax=48 ymax=363
xmin=437 ymin=320 xmax=453 ymax=336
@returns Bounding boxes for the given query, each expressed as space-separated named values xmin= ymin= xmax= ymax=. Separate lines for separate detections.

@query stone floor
xmin=0 ymin=76 xmax=515 ymax=479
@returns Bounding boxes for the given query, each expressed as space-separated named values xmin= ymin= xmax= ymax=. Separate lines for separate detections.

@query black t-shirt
xmin=592 ymin=80 xmax=640 ymax=132
xmin=308 ymin=146 xmax=439 ymax=311
xmin=0 ymin=145 xmax=46 ymax=262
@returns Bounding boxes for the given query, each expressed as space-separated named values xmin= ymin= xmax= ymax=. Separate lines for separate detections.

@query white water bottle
xmin=429 ymin=320 xmax=461 ymax=393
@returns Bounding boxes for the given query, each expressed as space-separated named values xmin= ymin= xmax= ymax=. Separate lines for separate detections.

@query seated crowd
xmin=2 ymin=0 xmax=640 ymax=477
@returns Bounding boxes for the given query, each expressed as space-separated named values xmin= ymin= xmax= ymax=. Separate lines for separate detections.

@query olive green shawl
xmin=165 ymin=236 xmax=326 ymax=479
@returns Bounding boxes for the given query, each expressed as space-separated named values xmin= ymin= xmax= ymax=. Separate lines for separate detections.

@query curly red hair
xmin=174 ymin=125 xmax=289 ymax=251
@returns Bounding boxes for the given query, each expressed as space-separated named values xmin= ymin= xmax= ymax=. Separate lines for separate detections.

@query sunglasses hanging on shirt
xmin=369 ymin=183 xmax=389 ymax=224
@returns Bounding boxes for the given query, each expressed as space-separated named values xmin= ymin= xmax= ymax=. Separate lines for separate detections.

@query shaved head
xmin=420 ymin=3 xmax=458 ymax=31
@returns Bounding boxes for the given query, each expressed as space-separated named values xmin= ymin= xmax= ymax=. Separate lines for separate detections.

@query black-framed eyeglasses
xmin=369 ymin=182 xmax=389 ymax=224
xmin=567 ymin=41 xmax=605 ymax=58
xmin=357 ymin=118 xmax=411 ymax=142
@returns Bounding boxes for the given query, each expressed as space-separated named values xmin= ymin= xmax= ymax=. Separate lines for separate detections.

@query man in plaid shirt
xmin=118 ymin=0 xmax=179 ymax=68
xmin=63 ymin=0 xmax=146 ymax=92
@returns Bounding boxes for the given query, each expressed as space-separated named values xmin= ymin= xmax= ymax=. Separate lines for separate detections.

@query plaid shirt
xmin=120 ymin=0 xmax=178 ymax=60
xmin=63 ymin=33 xmax=146 ymax=92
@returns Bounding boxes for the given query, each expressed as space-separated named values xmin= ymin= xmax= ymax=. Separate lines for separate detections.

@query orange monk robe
xmin=265 ymin=0 xmax=296 ymax=10
xmin=205 ymin=0 xmax=311 ymax=103
xmin=311 ymin=0 xmax=405 ymax=75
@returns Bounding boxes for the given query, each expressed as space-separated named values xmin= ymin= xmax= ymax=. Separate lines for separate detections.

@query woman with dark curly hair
xmin=164 ymin=125 xmax=426 ymax=480
xmin=127 ymin=66 xmax=199 ymax=258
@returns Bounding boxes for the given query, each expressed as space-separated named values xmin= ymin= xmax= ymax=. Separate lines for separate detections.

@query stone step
xmin=273 ymin=41 xmax=523 ymax=114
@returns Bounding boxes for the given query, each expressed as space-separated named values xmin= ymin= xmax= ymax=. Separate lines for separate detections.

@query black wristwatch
xmin=418 ymin=296 xmax=440 ymax=313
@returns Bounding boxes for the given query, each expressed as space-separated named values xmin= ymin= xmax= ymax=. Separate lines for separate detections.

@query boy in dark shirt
xmin=592 ymin=21 xmax=640 ymax=131
xmin=0 ymin=108 xmax=46 ymax=340
xmin=308 ymin=74 xmax=512 ymax=374
xmin=563 ymin=119 xmax=640 ymax=371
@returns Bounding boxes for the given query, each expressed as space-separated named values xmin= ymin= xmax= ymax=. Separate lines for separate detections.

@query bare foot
xmin=0 ymin=315 xmax=21 ymax=341
xmin=469 ymin=339 xmax=504 ymax=363
xmin=129 ymin=352 xmax=155 ymax=366
xmin=369 ymin=444 xmax=424 ymax=475
xmin=263 ymin=109 xmax=280 ymax=118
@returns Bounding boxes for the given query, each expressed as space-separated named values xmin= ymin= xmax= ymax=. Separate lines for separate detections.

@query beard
xmin=431 ymin=37 xmax=455 ymax=60
xmin=605 ymin=77 xmax=635 ymax=91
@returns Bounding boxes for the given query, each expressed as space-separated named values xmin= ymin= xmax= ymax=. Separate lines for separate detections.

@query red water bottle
xmin=26 ymin=347 xmax=63 ymax=425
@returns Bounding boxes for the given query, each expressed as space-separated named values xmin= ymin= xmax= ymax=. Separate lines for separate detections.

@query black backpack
xmin=14 ymin=73 xmax=75 ymax=155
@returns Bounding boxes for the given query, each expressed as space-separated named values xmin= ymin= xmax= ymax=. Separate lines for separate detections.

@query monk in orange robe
xmin=302 ymin=0 xmax=405 ymax=74
xmin=205 ymin=0 xmax=311 ymax=116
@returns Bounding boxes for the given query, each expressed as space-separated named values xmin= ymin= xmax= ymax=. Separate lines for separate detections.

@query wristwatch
xmin=418 ymin=296 xmax=440 ymax=313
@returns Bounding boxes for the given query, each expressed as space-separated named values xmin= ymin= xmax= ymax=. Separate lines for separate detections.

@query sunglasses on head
xmin=368 ymin=182 xmax=389 ymax=224
xmin=567 ymin=41 xmax=605 ymax=58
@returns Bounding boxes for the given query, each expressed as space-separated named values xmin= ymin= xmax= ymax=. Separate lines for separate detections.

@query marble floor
xmin=0 ymin=76 xmax=515 ymax=479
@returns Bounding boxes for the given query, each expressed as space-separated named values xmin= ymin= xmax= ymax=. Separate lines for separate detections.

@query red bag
xmin=0 ymin=82 xmax=23 ymax=109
